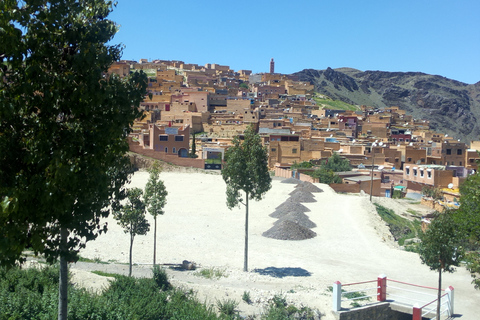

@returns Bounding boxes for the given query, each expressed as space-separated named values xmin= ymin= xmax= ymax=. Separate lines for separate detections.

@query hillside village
xmin=109 ymin=59 xmax=480 ymax=208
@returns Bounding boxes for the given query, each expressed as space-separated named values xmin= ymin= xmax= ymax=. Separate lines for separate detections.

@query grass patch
xmin=242 ymin=290 xmax=252 ymax=304
xmin=194 ymin=267 xmax=227 ymax=280
xmin=91 ymin=270 xmax=121 ymax=278
xmin=327 ymin=286 xmax=370 ymax=308
xmin=77 ymin=256 xmax=109 ymax=264
xmin=216 ymin=298 xmax=239 ymax=318
xmin=374 ymin=204 xmax=423 ymax=246
xmin=262 ymin=293 xmax=321 ymax=319
xmin=312 ymin=94 xmax=359 ymax=111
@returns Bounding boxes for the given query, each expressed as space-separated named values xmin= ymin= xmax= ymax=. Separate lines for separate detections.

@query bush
xmin=242 ymin=291 xmax=251 ymax=304
xmin=216 ymin=298 xmax=239 ymax=318
xmin=153 ymin=265 xmax=172 ymax=290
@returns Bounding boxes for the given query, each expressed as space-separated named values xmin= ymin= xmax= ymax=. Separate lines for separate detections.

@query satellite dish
xmin=378 ymin=165 xmax=384 ymax=170
xmin=397 ymin=144 xmax=401 ymax=147
xmin=326 ymin=128 xmax=330 ymax=132
xmin=445 ymin=134 xmax=448 ymax=137
xmin=338 ymin=148 xmax=343 ymax=153
xmin=379 ymin=142 xmax=384 ymax=146
xmin=448 ymin=183 xmax=454 ymax=189
xmin=409 ymin=142 xmax=413 ymax=146
xmin=330 ymin=134 xmax=333 ymax=137
xmin=352 ymin=139 xmax=356 ymax=143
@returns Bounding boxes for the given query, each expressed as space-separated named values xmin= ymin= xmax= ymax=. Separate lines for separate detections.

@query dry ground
xmin=68 ymin=170 xmax=480 ymax=319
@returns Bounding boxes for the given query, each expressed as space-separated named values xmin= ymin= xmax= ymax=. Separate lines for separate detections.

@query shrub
xmin=242 ymin=290 xmax=251 ymax=304
xmin=216 ymin=298 xmax=239 ymax=318
xmin=153 ymin=265 xmax=172 ymax=290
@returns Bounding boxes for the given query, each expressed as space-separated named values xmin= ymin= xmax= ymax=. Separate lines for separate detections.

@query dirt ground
xmin=67 ymin=170 xmax=480 ymax=319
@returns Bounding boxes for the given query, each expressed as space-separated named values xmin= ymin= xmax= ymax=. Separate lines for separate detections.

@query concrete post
xmin=377 ymin=274 xmax=387 ymax=302
xmin=332 ymin=281 xmax=342 ymax=312
xmin=412 ymin=304 xmax=422 ymax=320
xmin=446 ymin=286 xmax=454 ymax=316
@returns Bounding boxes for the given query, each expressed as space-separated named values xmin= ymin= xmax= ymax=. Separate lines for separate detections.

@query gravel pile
xmin=281 ymin=178 xmax=302 ymax=184
xmin=295 ymin=181 xmax=323 ymax=193
xmin=287 ymin=192 xmax=317 ymax=203
xmin=274 ymin=212 xmax=317 ymax=229
xmin=263 ymin=220 xmax=317 ymax=240
xmin=273 ymin=200 xmax=310 ymax=213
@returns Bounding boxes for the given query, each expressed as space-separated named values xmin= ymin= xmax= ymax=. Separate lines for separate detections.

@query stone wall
xmin=329 ymin=183 xmax=361 ymax=194
xmin=336 ymin=303 xmax=413 ymax=320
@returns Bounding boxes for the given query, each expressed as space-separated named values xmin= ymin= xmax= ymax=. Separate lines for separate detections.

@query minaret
xmin=270 ymin=58 xmax=275 ymax=74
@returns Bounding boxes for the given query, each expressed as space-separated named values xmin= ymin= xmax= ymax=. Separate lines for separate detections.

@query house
xmin=147 ymin=124 xmax=190 ymax=158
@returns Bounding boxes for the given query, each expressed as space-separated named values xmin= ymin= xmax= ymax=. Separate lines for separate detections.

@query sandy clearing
xmin=73 ymin=171 xmax=480 ymax=319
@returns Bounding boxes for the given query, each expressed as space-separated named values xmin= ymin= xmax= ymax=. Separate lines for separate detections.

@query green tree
xmin=291 ymin=161 xmax=313 ymax=169
xmin=322 ymin=152 xmax=351 ymax=172
xmin=454 ymin=173 xmax=480 ymax=288
xmin=311 ymin=152 xmax=350 ymax=184
xmin=418 ymin=212 xmax=463 ymax=319
xmin=144 ymin=162 xmax=168 ymax=266
xmin=0 ymin=1 xmax=147 ymax=318
xmin=114 ymin=188 xmax=150 ymax=277
xmin=222 ymin=125 xmax=272 ymax=272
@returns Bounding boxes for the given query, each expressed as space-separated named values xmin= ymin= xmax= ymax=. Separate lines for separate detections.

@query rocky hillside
xmin=293 ymin=68 xmax=480 ymax=142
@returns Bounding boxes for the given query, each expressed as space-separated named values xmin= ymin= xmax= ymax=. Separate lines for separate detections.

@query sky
xmin=108 ymin=0 xmax=480 ymax=84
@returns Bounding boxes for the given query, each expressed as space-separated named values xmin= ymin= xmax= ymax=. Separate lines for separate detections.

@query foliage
xmin=144 ymin=161 xmax=168 ymax=266
xmin=239 ymin=82 xmax=249 ymax=90
xmin=0 ymin=265 xmax=221 ymax=319
xmin=418 ymin=211 xmax=463 ymax=319
xmin=194 ymin=267 xmax=227 ymax=280
xmin=311 ymin=153 xmax=350 ymax=184
xmin=152 ymin=265 xmax=172 ymax=291
xmin=114 ymin=187 xmax=150 ymax=276
xmin=374 ymin=204 xmax=422 ymax=245
xmin=242 ymin=291 xmax=251 ymax=304
xmin=261 ymin=294 xmax=320 ymax=320
xmin=216 ymin=298 xmax=239 ymax=319
xmin=222 ymin=125 xmax=272 ymax=209
xmin=222 ymin=125 xmax=272 ymax=271
xmin=454 ymin=173 xmax=480 ymax=288
xmin=311 ymin=167 xmax=342 ymax=184
xmin=422 ymin=186 xmax=443 ymax=200
xmin=291 ymin=161 xmax=313 ymax=169
xmin=312 ymin=94 xmax=359 ymax=111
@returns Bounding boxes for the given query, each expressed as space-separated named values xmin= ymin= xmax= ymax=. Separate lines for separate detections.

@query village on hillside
xmin=109 ymin=58 xmax=480 ymax=212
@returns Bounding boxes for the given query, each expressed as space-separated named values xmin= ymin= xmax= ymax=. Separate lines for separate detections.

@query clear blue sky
xmin=109 ymin=0 xmax=479 ymax=84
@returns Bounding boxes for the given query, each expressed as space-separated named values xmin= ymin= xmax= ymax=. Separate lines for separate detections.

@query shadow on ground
xmin=253 ymin=267 xmax=311 ymax=278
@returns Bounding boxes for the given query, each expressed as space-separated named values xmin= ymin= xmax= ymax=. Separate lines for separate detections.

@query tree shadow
xmin=253 ymin=267 xmax=311 ymax=278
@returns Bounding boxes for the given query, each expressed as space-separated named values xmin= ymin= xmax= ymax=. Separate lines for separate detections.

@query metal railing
xmin=333 ymin=275 xmax=454 ymax=320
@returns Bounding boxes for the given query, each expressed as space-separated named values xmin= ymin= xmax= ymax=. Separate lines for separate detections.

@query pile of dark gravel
xmin=287 ymin=191 xmax=317 ymax=203
xmin=263 ymin=220 xmax=317 ymax=240
xmin=295 ymin=181 xmax=323 ymax=193
xmin=281 ymin=178 xmax=302 ymax=184
xmin=274 ymin=211 xmax=317 ymax=229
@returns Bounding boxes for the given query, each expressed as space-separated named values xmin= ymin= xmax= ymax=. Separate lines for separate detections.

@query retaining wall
xmin=336 ymin=303 xmax=413 ymax=320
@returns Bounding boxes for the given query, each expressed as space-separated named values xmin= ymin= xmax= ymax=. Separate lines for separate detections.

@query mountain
xmin=292 ymin=68 xmax=480 ymax=143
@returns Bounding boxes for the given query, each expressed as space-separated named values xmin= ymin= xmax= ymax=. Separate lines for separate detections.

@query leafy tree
xmin=190 ymin=132 xmax=198 ymax=158
xmin=322 ymin=152 xmax=351 ymax=172
xmin=454 ymin=173 xmax=480 ymax=288
xmin=114 ymin=188 xmax=150 ymax=277
xmin=144 ymin=162 xmax=168 ymax=266
xmin=311 ymin=152 xmax=349 ymax=183
xmin=222 ymin=125 xmax=272 ymax=272
xmin=0 ymin=0 xmax=147 ymax=318
xmin=291 ymin=161 xmax=313 ymax=169
xmin=418 ymin=212 xmax=463 ymax=319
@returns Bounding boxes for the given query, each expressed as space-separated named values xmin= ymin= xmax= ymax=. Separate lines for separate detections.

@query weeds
xmin=216 ymin=298 xmax=239 ymax=318
xmin=242 ymin=291 xmax=252 ymax=304
xmin=194 ymin=267 xmax=227 ymax=280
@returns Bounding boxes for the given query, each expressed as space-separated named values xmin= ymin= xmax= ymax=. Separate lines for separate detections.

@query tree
xmin=114 ymin=188 xmax=150 ymax=277
xmin=454 ymin=172 xmax=480 ymax=288
xmin=0 ymin=1 xmax=147 ymax=318
xmin=144 ymin=162 xmax=168 ymax=266
xmin=222 ymin=125 xmax=272 ymax=272
xmin=311 ymin=152 xmax=350 ymax=184
xmin=418 ymin=212 xmax=463 ymax=319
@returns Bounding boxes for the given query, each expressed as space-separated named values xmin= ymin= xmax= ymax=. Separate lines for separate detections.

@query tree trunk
xmin=244 ymin=193 xmax=249 ymax=272
xmin=437 ymin=263 xmax=443 ymax=320
xmin=129 ymin=229 xmax=134 ymax=277
xmin=153 ymin=216 xmax=157 ymax=266
xmin=58 ymin=227 xmax=68 ymax=320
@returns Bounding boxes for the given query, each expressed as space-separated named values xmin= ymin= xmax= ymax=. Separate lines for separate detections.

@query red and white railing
xmin=333 ymin=275 xmax=454 ymax=320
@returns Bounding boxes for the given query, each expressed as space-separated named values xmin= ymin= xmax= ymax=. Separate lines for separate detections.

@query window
xmin=292 ymin=148 xmax=297 ymax=154
xmin=413 ymin=169 xmax=417 ymax=177
xmin=420 ymin=170 xmax=424 ymax=178
xmin=460 ymin=161 xmax=462 ymax=166
xmin=407 ymin=157 xmax=412 ymax=162
xmin=159 ymin=135 xmax=168 ymax=141
xmin=175 ymin=135 xmax=184 ymax=142
xmin=427 ymin=171 xmax=432 ymax=179
xmin=457 ymin=149 xmax=462 ymax=155
xmin=164 ymin=147 xmax=168 ymax=153
xmin=173 ymin=147 xmax=176 ymax=154
xmin=420 ymin=158 xmax=425 ymax=163
xmin=406 ymin=167 xmax=410 ymax=175
xmin=446 ymin=149 xmax=452 ymax=155
xmin=271 ymin=148 xmax=276 ymax=152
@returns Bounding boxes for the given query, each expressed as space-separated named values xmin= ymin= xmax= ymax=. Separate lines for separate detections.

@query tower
xmin=270 ymin=58 xmax=274 ymax=74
